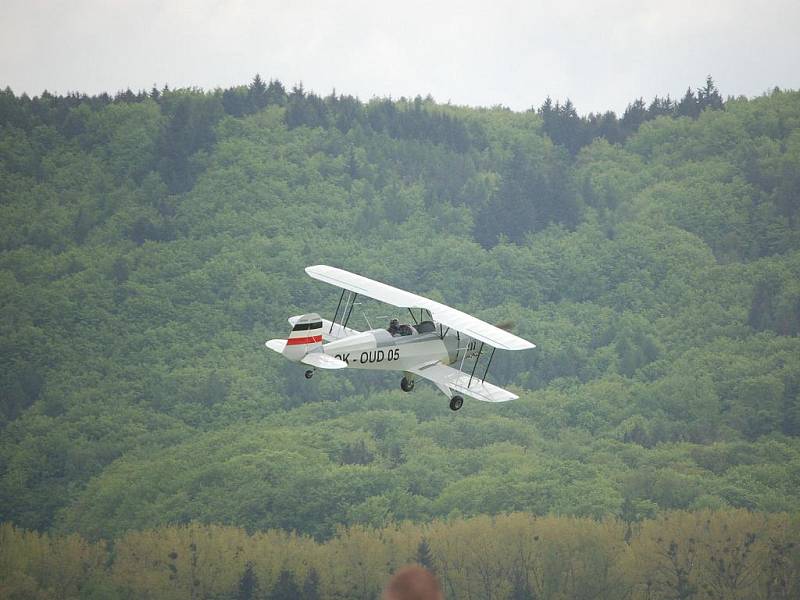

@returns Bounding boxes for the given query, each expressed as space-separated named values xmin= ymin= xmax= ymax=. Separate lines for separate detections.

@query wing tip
xmin=497 ymin=339 xmax=536 ymax=351
xmin=306 ymin=264 xmax=332 ymax=274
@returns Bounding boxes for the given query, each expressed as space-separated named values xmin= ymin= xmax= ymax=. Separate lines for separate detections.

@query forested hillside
xmin=1 ymin=78 xmax=800 ymax=598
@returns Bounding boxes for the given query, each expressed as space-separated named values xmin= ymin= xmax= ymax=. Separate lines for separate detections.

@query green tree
xmin=415 ymin=537 xmax=435 ymax=572
xmin=238 ymin=562 xmax=259 ymax=600
xmin=249 ymin=73 xmax=268 ymax=110
xmin=269 ymin=569 xmax=301 ymax=600
xmin=301 ymin=567 xmax=321 ymax=600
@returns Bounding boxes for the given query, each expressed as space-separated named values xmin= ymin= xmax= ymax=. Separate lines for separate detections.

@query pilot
xmin=388 ymin=318 xmax=400 ymax=336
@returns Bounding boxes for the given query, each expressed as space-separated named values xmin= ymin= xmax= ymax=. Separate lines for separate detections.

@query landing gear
xmin=400 ymin=376 xmax=415 ymax=392
xmin=449 ymin=395 xmax=464 ymax=411
xmin=304 ymin=369 xmax=314 ymax=379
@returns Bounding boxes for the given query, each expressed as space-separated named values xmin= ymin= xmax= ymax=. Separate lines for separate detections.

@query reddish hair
xmin=383 ymin=565 xmax=443 ymax=600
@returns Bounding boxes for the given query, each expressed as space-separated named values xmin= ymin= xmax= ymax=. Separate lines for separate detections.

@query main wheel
xmin=400 ymin=376 xmax=415 ymax=392
xmin=449 ymin=395 xmax=464 ymax=411
xmin=304 ymin=369 xmax=314 ymax=379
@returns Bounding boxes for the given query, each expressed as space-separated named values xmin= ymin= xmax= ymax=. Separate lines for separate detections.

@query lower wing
xmin=409 ymin=362 xmax=518 ymax=402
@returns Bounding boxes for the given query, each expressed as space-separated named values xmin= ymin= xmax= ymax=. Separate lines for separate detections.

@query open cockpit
xmin=387 ymin=318 xmax=437 ymax=337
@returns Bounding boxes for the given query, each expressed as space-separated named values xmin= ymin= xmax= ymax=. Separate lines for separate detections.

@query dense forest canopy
xmin=1 ymin=75 xmax=799 ymax=598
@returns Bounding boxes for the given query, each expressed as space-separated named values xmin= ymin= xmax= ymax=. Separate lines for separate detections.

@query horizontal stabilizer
xmin=265 ymin=339 xmax=287 ymax=353
xmin=301 ymin=352 xmax=348 ymax=370
xmin=409 ymin=362 xmax=518 ymax=402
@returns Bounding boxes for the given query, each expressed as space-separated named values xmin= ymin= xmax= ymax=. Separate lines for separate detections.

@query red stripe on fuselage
xmin=286 ymin=335 xmax=323 ymax=345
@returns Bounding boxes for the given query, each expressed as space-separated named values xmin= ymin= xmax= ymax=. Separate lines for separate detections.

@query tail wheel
xmin=400 ymin=376 xmax=415 ymax=392
xmin=304 ymin=369 xmax=314 ymax=379
xmin=449 ymin=395 xmax=464 ymax=411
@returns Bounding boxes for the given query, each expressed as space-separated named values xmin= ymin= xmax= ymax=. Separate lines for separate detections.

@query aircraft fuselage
xmin=323 ymin=326 xmax=479 ymax=372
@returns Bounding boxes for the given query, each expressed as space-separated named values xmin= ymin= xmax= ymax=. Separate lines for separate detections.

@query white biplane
xmin=265 ymin=265 xmax=536 ymax=411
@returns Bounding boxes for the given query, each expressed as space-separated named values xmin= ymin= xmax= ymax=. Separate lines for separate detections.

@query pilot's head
xmin=390 ymin=318 xmax=399 ymax=327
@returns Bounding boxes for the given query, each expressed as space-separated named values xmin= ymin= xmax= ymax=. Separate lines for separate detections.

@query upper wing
xmin=409 ymin=361 xmax=518 ymax=403
xmin=305 ymin=265 xmax=535 ymax=351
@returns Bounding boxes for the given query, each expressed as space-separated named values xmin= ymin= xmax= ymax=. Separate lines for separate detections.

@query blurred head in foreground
xmin=382 ymin=565 xmax=443 ymax=600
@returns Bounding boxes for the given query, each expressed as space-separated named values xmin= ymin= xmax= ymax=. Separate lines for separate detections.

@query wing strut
xmin=482 ymin=346 xmax=496 ymax=381
xmin=329 ymin=289 xmax=346 ymax=334
xmin=468 ymin=342 xmax=485 ymax=388
xmin=342 ymin=293 xmax=358 ymax=330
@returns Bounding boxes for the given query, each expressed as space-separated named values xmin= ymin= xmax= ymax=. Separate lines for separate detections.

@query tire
xmin=449 ymin=395 xmax=464 ymax=411
xmin=401 ymin=376 xmax=415 ymax=392
xmin=304 ymin=369 xmax=314 ymax=379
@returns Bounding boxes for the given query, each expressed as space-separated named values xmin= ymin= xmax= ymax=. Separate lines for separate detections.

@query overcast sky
xmin=3 ymin=0 xmax=799 ymax=114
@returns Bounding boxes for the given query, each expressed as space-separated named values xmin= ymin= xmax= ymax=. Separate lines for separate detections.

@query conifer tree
xmin=677 ymin=87 xmax=700 ymax=118
xmin=265 ymin=79 xmax=288 ymax=106
xmin=269 ymin=569 xmax=300 ymax=600
xmin=237 ymin=562 xmax=259 ymax=600
xmin=698 ymin=75 xmax=724 ymax=111
xmin=249 ymin=73 xmax=268 ymax=110
xmin=415 ymin=537 xmax=435 ymax=572
xmin=621 ymin=98 xmax=647 ymax=137
xmin=301 ymin=567 xmax=321 ymax=600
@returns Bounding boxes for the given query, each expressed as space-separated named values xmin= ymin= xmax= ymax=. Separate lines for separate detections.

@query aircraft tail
xmin=266 ymin=312 xmax=323 ymax=361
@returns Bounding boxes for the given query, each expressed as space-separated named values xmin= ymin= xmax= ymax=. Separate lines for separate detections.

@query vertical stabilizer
xmin=282 ymin=313 xmax=323 ymax=361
